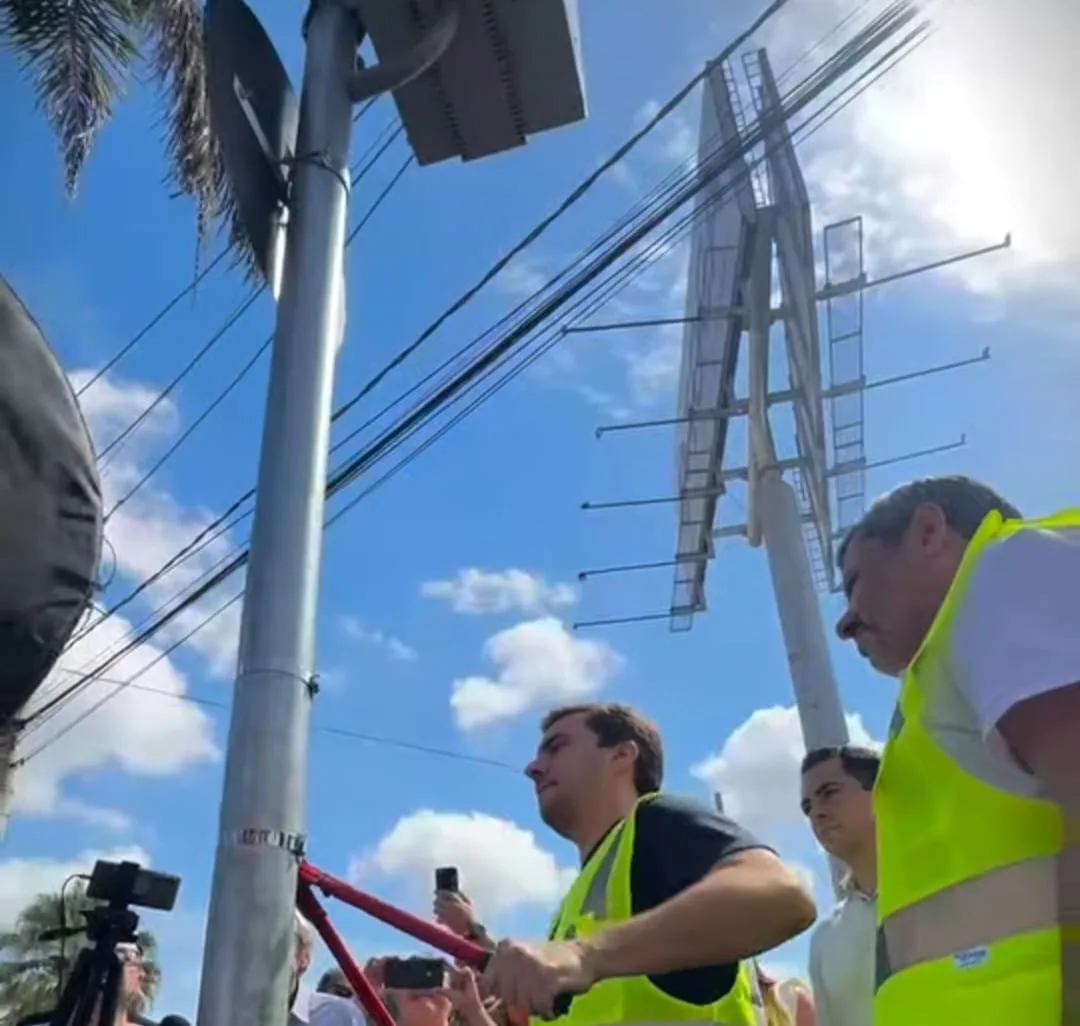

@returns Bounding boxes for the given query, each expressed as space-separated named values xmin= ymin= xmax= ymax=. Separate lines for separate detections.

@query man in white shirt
xmin=835 ymin=475 xmax=1079 ymax=817
xmin=834 ymin=475 xmax=1080 ymax=1023
xmin=801 ymin=745 xmax=879 ymax=1026
xmin=309 ymin=968 xmax=366 ymax=1026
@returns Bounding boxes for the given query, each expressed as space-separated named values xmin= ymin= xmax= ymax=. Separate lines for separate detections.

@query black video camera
xmin=86 ymin=859 xmax=181 ymax=912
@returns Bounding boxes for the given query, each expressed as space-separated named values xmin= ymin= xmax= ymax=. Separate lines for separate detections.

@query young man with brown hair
xmin=479 ymin=702 xmax=816 ymax=1022
xmin=801 ymin=745 xmax=880 ymax=1026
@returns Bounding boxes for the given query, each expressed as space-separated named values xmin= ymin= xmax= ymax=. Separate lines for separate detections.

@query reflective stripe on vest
xmin=541 ymin=795 xmax=765 ymax=1026
xmin=873 ymin=509 xmax=1078 ymax=1026
xmin=874 ymin=853 xmax=1058 ymax=988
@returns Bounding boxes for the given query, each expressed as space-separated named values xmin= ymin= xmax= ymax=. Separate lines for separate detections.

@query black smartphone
xmin=383 ymin=957 xmax=448 ymax=991
xmin=434 ymin=866 xmax=459 ymax=892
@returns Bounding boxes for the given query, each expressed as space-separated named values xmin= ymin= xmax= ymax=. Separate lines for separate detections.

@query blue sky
xmin=2 ymin=0 xmax=1077 ymax=1017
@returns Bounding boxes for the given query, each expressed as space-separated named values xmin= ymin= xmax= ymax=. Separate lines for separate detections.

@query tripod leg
xmin=48 ymin=948 xmax=92 ymax=1026
xmin=98 ymin=952 xmax=122 ymax=1026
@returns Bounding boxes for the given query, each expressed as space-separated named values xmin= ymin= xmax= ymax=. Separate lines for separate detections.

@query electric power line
xmin=75 ymin=98 xmax=384 ymax=402
xmin=328 ymin=0 xmax=794 ymax=429
xmin=65 ymin=44 xmax=726 ymax=664
xmin=96 ymin=288 xmax=265 ymax=469
xmin=74 ymin=251 xmax=230 ymax=399
xmin=90 ymin=117 xmax=406 ymax=480
xmin=40 ymin=667 xmax=517 ymax=773
xmin=18 ymin=1 xmax=926 ymax=755
xmin=104 ymin=152 xmax=416 ymax=522
xmin=30 ymin=144 xmax=415 ymax=717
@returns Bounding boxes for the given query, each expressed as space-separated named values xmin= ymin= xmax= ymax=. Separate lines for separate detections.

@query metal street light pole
xmin=196 ymin=0 xmax=585 ymax=1019
xmin=196 ymin=2 xmax=357 ymax=1023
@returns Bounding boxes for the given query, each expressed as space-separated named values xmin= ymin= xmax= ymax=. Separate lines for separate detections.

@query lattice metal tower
xmin=575 ymin=50 xmax=1007 ymax=762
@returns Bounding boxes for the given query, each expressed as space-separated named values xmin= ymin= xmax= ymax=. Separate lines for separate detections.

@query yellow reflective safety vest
xmin=532 ymin=794 xmax=765 ymax=1026
xmin=873 ymin=509 xmax=1072 ymax=1026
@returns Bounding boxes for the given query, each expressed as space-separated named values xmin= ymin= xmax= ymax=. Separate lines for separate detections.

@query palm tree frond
xmin=1 ymin=0 xmax=138 ymax=193
xmin=139 ymin=0 xmax=214 ymax=220
xmin=221 ymin=190 xmax=263 ymax=284
xmin=139 ymin=0 xmax=260 ymax=276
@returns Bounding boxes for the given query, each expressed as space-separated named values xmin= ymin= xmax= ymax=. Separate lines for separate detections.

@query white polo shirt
xmin=951 ymin=524 xmax=1080 ymax=744
xmin=807 ymin=881 xmax=876 ymax=1026
xmin=310 ymin=992 xmax=367 ymax=1026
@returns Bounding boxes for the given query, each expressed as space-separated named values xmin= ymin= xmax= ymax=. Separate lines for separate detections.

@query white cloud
xmin=0 ymin=846 xmax=152 ymax=926
xmin=339 ymin=615 xmax=417 ymax=662
xmin=691 ymin=705 xmax=877 ymax=835
xmin=77 ymin=376 xmax=179 ymax=442
xmin=71 ymin=369 xmax=243 ymax=677
xmin=15 ymin=610 xmax=218 ymax=823
xmin=352 ymin=810 xmax=574 ymax=921
xmin=634 ymin=99 xmax=697 ymax=169
xmin=495 ymin=256 xmax=552 ymax=300
xmin=422 ymin=569 xmax=577 ymax=616
xmin=576 ymin=180 xmax=692 ymax=416
xmin=450 ymin=617 xmax=622 ymax=731
xmin=760 ymin=0 xmax=1080 ymax=302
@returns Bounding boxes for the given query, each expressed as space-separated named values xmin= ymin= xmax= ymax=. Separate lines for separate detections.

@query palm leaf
xmin=0 ymin=0 xmax=139 ymax=194
xmin=138 ymin=0 xmax=218 ymax=235
xmin=136 ymin=0 xmax=261 ymax=276
xmin=2 ymin=0 xmax=259 ymax=272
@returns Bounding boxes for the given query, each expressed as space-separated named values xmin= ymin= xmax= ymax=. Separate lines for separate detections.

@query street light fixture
xmin=355 ymin=0 xmax=586 ymax=163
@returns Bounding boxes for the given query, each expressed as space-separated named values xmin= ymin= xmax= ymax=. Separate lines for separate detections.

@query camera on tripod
xmin=85 ymin=860 xmax=180 ymax=914
xmin=17 ymin=859 xmax=181 ymax=1026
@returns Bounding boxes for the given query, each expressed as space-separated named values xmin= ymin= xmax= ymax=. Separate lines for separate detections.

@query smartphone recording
xmin=382 ymin=957 xmax=448 ymax=991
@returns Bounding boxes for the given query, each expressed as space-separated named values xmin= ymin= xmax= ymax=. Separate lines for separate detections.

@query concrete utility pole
xmin=195 ymin=1 xmax=586 ymax=1024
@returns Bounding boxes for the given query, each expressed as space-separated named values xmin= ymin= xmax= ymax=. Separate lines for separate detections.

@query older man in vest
xmin=479 ymin=702 xmax=817 ymax=1024
xmin=834 ymin=475 xmax=1080 ymax=1026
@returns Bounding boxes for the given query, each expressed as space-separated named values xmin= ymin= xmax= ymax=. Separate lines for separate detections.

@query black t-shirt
xmin=625 ymin=793 xmax=768 ymax=1004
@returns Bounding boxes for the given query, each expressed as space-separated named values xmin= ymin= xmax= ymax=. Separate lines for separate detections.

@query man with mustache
xmin=834 ymin=475 xmax=1079 ymax=1026
xmin=480 ymin=702 xmax=817 ymax=1023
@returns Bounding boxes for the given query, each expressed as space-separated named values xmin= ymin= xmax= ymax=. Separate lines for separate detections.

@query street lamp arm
xmin=350 ymin=0 xmax=461 ymax=102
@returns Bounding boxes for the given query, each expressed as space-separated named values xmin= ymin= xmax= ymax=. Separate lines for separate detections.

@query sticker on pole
xmin=226 ymin=828 xmax=306 ymax=856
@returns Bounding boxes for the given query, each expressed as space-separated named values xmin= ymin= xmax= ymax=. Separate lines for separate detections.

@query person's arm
xmin=442 ymin=967 xmax=502 ymax=1026
xmin=951 ymin=529 xmax=1080 ymax=811
xmin=434 ymin=892 xmax=495 ymax=952
xmin=581 ymin=847 xmax=815 ymax=980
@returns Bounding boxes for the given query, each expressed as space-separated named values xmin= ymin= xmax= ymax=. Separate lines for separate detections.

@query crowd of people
xmin=287 ymin=473 xmax=1079 ymax=1026
xmin=56 ymin=473 xmax=1076 ymax=1026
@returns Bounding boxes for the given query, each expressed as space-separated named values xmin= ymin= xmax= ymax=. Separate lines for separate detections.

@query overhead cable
xmin=76 ymin=98 xmax=385 ymax=401
xmin=18 ymin=1 xmax=926 ymax=750
xmin=31 ymin=144 xmax=414 ymax=716
xmin=92 ymin=118 xmax=407 ymax=476
xmin=104 ymin=151 xmax=415 ymax=521
xmin=65 ymin=7 xmax=765 ymax=661
xmin=29 ymin=664 xmax=515 ymax=772
xmin=76 ymin=0 xmax=921 ymax=658
xmin=328 ymin=0 xmax=796 ymax=426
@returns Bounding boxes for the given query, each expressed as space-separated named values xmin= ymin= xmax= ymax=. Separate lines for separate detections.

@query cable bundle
xmin=16 ymin=0 xmax=927 ymax=765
